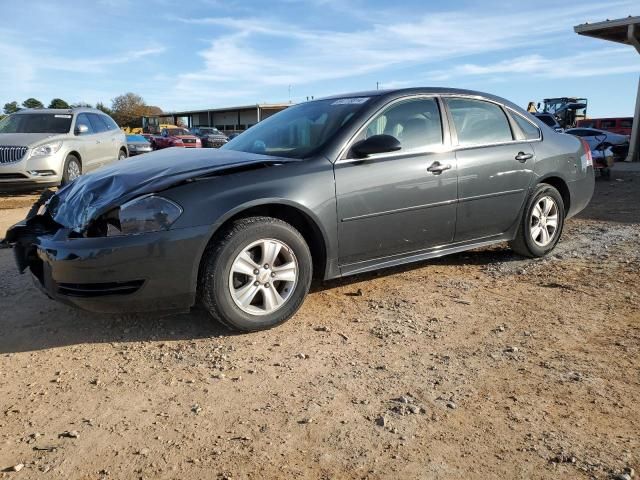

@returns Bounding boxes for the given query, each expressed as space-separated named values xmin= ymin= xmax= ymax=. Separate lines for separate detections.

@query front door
xmin=335 ymin=97 xmax=457 ymax=270
xmin=444 ymin=97 xmax=536 ymax=242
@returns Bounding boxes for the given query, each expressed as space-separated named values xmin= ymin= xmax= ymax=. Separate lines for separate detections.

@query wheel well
xmin=214 ymin=204 xmax=327 ymax=280
xmin=67 ymin=151 xmax=82 ymax=165
xmin=540 ymin=177 xmax=570 ymax=212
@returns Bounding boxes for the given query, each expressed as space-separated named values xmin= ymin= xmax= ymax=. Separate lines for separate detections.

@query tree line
xmin=1 ymin=93 xmax=163 ymax=128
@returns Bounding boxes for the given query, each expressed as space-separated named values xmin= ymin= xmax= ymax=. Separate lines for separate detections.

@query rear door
xmin=100 ymin=114 xmax=125 ymax=161
xmin=334 ymin=96 xmax=458 ymax=269
xmin=87 ymin=113 xmax=114 ymax=166
xmin=444 ymin=97 xmax=537 ymax=242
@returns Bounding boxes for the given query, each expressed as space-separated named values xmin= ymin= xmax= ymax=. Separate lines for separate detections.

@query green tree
xmin=3 ymin=101 xmax=20 ymax=114
xmin=70 ymin=102 xmax=93 ymax=108
xmin=22 ymin=98 xmax=44 ymax=109
xmin=95 ymin=101 xmax=113 ymax=116
xmin=111 ymin=93 xmax=163 ymax=128
xmin=48 ymin=98 xmax=70 ymax=109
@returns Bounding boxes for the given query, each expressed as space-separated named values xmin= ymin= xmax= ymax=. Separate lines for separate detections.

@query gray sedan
xmin=125 ymin=134 xmax=153 ymax=156
xmin=6 ymin=88 xmax=594 ymax=331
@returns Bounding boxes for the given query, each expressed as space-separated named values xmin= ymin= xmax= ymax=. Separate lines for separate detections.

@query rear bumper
xmin=566 ymin=166 xmax=595 ymax=219
xmin=10 ymin=222 xmax=213 ymax=313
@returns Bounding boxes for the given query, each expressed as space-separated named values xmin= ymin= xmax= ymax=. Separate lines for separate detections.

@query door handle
xmin=427 ymin=161 xmax=451 ymax=174
xmin=96 ymin=140 xmax=101 ymax=144
xmin=515 ymin=152 xmax=533 ymax=162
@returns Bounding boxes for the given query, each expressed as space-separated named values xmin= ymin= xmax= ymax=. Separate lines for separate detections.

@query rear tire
xmin=509 ymin=184 xmax=565 ymax=258
xmin=61 ymin=154 xmax=82 ymax=186
xmin=199 ymin=216 xmax=312 ymax=332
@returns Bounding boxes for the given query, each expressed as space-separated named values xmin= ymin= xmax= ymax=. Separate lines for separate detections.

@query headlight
xmin=31 ymin=141 xmax=63 ymax=157
xmin=102 ymin=195 xmax=183 ymax=236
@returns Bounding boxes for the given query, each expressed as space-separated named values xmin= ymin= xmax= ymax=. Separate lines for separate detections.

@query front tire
xmin=61 ymin=154 xmax=82 ymax=186
xmin=118 ymin=149 xmax=128 ymax=161
xmin=510 ymin=184 xmax=565 ymax=258
xmin=199 ymin=216 xmax=312 ymax=331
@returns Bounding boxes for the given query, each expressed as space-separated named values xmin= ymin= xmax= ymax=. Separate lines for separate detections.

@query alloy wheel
xmin=530 ymin=196 xmax=559 ymax=247
xmin=228 ymin=238 xmax=298 ymax=316
xmin=67 ymin=161 xmax=81 ymax=181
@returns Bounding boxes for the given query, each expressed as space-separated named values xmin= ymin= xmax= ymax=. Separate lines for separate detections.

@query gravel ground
xmin=0 ymin=166 xmax=638 ymax=479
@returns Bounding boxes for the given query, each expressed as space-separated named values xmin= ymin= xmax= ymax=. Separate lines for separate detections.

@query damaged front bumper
xmin=5 ymin=214 xmax=213 ymax=314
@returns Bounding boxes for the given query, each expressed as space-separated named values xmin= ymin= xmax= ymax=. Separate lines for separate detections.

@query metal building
xmin=574 ymin=16 xmax=640 ymax=162
xmin=142 ymin=103 xmax=291 ymax=135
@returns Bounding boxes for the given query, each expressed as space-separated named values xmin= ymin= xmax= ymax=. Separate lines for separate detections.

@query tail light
xmin=579 ymin=138 xmax=592 ymax=166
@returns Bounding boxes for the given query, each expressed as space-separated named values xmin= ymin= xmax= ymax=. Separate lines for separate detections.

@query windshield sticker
xmin=54 ymin=114 xmax=72 ymax=118
xmin=331 ymin=97 xmax=370 ymax=105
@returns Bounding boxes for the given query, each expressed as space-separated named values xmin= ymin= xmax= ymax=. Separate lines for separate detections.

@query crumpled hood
xmin=48 ymin=147 xmax=294 ymax=232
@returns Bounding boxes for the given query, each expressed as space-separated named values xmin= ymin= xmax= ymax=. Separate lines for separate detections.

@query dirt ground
xmin=0 ymin=166 xmax=638 ymax=480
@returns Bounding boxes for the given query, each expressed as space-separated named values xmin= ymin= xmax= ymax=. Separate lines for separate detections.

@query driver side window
xmin=354 ymin=97 xmax=443 ymax=152
xmin=75 ymin=113 xmax=94 ymax=135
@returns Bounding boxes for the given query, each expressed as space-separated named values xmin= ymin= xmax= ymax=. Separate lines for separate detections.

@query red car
xmin=152 ymin=128 xmax=201 ymax=150
xmin=576 ymin=117 xmax=633 ymax=136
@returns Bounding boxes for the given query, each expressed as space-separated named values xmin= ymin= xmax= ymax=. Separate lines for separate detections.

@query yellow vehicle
xmin=121 ymin=126 xmax=143 ymax=134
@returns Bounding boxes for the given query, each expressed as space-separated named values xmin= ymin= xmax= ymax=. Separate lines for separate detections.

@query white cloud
xmin=425 ymin=48 xmax=640 ymax=81
xmin=171 ymin=1 xmax=638 ymax=101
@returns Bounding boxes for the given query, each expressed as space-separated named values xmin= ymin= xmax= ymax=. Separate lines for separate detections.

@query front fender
xmin=161 ymin=158 xmax=339 ymax=279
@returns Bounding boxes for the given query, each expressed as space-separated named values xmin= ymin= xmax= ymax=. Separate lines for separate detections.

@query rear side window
xmin=447 ymin=98 xmax=513 ymax=146
xmin=102 ymin=115 xmax=120 ymax=130
xmin=88 ymin=113 xmax=109 ymax=133
xmin=511 ymin=113 xmax=541 ymax=140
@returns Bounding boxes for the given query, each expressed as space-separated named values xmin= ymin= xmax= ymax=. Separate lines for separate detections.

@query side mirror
xmin=351 ymin=134 xmax=401 ymax=158
xmin=75 ymin=124 xmax=89 ymax=135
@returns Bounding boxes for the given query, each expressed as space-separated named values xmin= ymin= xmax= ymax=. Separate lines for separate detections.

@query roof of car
xmin=318 ymin=87 xmax=501 ymax=100
xmin=315 ymin=87 xmax=525 ymax=111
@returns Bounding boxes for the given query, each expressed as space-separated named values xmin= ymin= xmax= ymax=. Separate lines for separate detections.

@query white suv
xmin=0 ymin=108 xmax=128 ymax=189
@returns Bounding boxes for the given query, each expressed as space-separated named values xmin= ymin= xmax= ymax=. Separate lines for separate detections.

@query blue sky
xmin=1 ymin=0 xmax=638 ymax=117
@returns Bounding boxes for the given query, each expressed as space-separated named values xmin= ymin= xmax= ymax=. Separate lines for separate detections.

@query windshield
xmin=200 ymin=127 xmax=221 ymax=135
xmin=126 ymin=134 xmax=149 ymax=142
xmin=167 ymin=128 xmax=190 ymax=136
xmin=221 ymin=97 xmax=370 ymax=159
xmin=0 ymin=113 xmax=73 ymax=134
